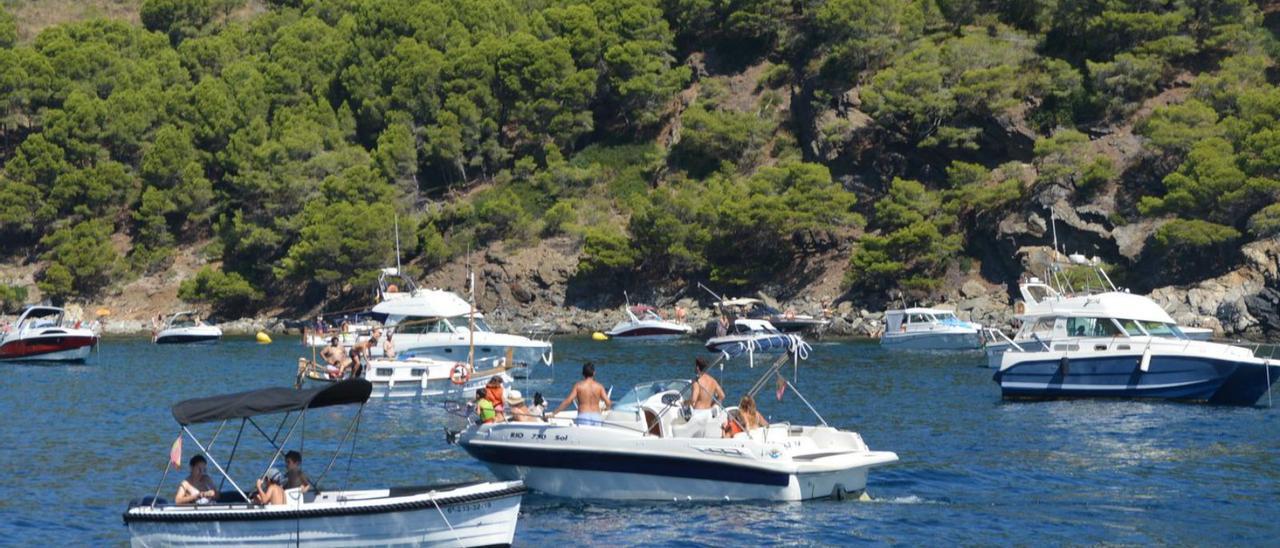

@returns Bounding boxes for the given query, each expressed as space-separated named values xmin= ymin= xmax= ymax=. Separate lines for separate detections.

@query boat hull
xmin=154 ymin=332 xmax=222 ymax=344
xmin=460 ymin=430 xmax=895 ymax=502
xmin=0 ymin=334 xmax=96 ymax=362
xmin=477 ymin=461 xmax=868 ymax=501
xmin=881 ymin=331 xmax=981 ymax=351
xmin=125 ymin=483 xmax=523 ymax=547
xmin=604 ymin=327 xmax=690 ymax=340
xmin=994 ymin=353 xmax=1280 ymax=406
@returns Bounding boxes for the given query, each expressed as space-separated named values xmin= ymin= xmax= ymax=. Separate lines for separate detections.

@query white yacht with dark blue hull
xmin=992 ymin=314 xmax=1280 ymax=406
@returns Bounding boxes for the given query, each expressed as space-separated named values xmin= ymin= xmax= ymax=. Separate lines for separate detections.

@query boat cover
xmin=172 ymin=379 xmax=373 ymax=425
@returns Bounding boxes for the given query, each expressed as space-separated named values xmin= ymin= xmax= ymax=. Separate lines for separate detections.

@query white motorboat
xmin=124 ymin=379 xmax=525 ymax=547
xmin=705 ymin=318 xmax=799 ymax=354
xmin=984 ymin=257 xmax=1219 ymax=367
xmin=991 ymin=312 xmax=1280 ymax=406
xmin=371 ymin=289 xmax=553 ymax=366
xmin=454 ymin=339 xmax=898 ymax=501
xmin=603 ymin=305 xmax=693 ymax=340
xmin=298 ymin=354 xmax=516 ymax=399
xmin=0 ymin=305 xmax=99 ymax=362
xmin=153 ymin=311 xmax=222 ymax=344
xmin=717 ymin=297 xmax=831 ymax=334
xmin=879 ymin=308 xmax=983 ymax=350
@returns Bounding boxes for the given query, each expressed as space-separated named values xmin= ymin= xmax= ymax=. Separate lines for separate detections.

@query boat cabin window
xmin=1140 ymin=321 xmax=1183 ymax=338
xmin=907 ymin=314 xmax=929 ymax=324
xmin=396 ymin=317 xmax=453 ymax=335
xmin=1065 ymin=317 xmax=1126 ymax=338
xmin=1117 ymin=319 xmax=1144 ymax=337
xmin=447 ymin=316 xmax=492 ymax=333
xmin=934 ymin=312 xmax=959 ymax=323
xmin=1025 ymin=285 xmax=1052 ymax=303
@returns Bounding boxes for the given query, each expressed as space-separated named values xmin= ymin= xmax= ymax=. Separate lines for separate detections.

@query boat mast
xmin=467 ymin=251 xmax=475 ymax=370
xmin=393 ymin=214 xmax=402 ymax=275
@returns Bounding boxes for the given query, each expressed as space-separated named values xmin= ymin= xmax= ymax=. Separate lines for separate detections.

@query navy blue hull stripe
xmin=155 ymin=334 xmax=221 ymax=344
xmin=462 ymin=442 xmax=792 ymax=487
xmin=994 ymin=355 xmax=1279 ymax=406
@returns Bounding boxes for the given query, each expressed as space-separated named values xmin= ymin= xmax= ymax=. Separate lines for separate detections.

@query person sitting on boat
xmin=474 ymin=389 xmax=498 ymax=424
xmin=484 ymin=376 xmax=505 ymax=415
xmin=175 ymin=455 xmax=218 ymax=505
xmin=284 ymin=450 xmax=310 ymax=493
xmin=722 ymin=395 xmax=768 ymax=438
xmin=551 ymin=362 xmax=611 ymax=427
xmin=382 ymin=332 xmax=396 ymax=359
xmin=689 ymin=357 xmax=725 ymax=438
xmin=528 ymin=392 xmax=546 ymax=418
xmin=321 ymin=337 xmax=350 ymax=379
xmin=505 ymin=390 xmax=538 ymax=422
xmin=254 ymin=469 xmax=286 ymax=506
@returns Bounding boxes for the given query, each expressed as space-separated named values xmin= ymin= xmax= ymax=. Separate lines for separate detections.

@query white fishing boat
xmin=123 ymin=379 xmax=525 ymax=547
xmin=879 ymin=308 xmax=983 ymax=350
xmin=370 ymin=289 xmax=553 ymax=365
xmin=153 ymin=311 xmax=222 ymax=344
xmin=603 ymin=304 xmax=693 ymax=340
xmin=705 ymin=318 xmax=799 ymax=354
xmin=984 ymin=255 xmax=1218 ymax=367
xmin=991 ymin=313 xmax=1280 ymax=406
xmin=0 ymin=305 xmax=99 ymax=362
xmin=298 ymin=354 xmax=516 ymax=399
xmin=454 ymin=339 xmax=897 ymax=501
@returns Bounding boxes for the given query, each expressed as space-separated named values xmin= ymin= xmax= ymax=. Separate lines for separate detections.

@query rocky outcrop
xmin=1148 ymin=239 xmax=1280 ymax=339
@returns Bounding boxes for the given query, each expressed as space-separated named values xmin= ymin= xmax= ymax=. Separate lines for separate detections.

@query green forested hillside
xmin=0 ymin=0 xmax=1277 ymax=314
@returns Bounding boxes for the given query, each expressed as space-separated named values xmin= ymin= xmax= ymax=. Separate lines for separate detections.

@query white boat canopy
xmin=1029 ymin=292 xmax=1176 ymax=324
xmin=371 ymin=289 xmax=472 ymax=318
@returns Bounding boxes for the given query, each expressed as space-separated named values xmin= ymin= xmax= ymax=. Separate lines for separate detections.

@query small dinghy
xmin=705 ymin=319 xmax=797 ymax=354
xmin=153 ymin=311 xmax=222 ymax=344
xmin=123 ymin=379 xmax=525 ymax=547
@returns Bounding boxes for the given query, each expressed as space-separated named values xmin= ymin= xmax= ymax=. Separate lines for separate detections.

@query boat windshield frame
xmin=612 ymin=379 xmax=691 ymax=412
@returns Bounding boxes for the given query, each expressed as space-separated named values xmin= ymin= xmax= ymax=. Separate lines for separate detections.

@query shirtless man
xmin=689 ymin=357 xmax=725 ymax=437
xmin=551 ymin=362 xmax=611 ymax=426
xmin=320 ymin=337 xmax=351 ymax=378
xmin=346 ymin=332 xmax=378 ymax=379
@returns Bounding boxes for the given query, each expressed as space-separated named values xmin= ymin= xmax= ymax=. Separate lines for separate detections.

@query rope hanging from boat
xmin=428 ymin=492 xmax=465 ymax=548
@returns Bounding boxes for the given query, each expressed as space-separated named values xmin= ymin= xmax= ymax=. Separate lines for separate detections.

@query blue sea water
xmin=2 ymin=336 xmax=1279 ymax=545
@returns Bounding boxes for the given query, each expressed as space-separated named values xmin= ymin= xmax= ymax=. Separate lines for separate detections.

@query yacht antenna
xmin=393 ymin=214 xmax=402 ymax=274
xmin=467 ymin=250 xmax=475 ymax=370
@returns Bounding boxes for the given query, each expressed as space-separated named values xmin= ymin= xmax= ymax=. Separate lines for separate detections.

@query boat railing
xmin=982 ymin=327 xmax=1025 ymax=352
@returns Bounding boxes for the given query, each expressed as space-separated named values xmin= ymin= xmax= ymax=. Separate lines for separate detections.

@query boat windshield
xmin=1117 ymin=319 xmax=1144 ymax=337
xmin=449 ymin=316 xmax=493 ymax=332
xmin=1065 ymin=317 xmax=1126 ymax=338
xmin=1140 ymin=321 xmax=1184 ymax=339
xmin=396 ymin=317 xmax=453 ymax=334
xmin=612 ymin=379 xmax=690 ymax=412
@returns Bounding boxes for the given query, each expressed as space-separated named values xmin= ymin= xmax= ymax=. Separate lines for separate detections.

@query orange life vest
xmin=724 ymin=415 xmax=744 ymax=437
xmin=485 ymin=385 xmax=504 ymax=411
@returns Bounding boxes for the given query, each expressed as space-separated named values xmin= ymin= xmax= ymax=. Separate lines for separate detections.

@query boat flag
xmin=776 ymin=374 xmax=786 ymax=401
xmin=169 ymin=436 xmax=183 ymax=470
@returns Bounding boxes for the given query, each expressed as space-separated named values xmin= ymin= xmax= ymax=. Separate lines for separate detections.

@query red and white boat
xmin=0 ymin=305 xmax=99 ymax=362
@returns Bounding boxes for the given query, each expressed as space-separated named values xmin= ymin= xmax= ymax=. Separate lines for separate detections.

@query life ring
xmin=450 ymin=362 xmax=471 ymax=385
xmin=1014 ymin=301 xmax=1026 ymax=315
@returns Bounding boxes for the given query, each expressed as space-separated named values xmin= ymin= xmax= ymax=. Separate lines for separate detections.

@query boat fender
xmin=1138 ymin=349 xmax=1152 ymax=373
xmin=1059 ymin=356 xmax=1069 ymax=376
xmin=450 ymin=362 xmax=471 ymax=385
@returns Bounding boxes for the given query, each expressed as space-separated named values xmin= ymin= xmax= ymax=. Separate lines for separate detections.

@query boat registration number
xmin=446 ymin=501 xmax=492 ymax=514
